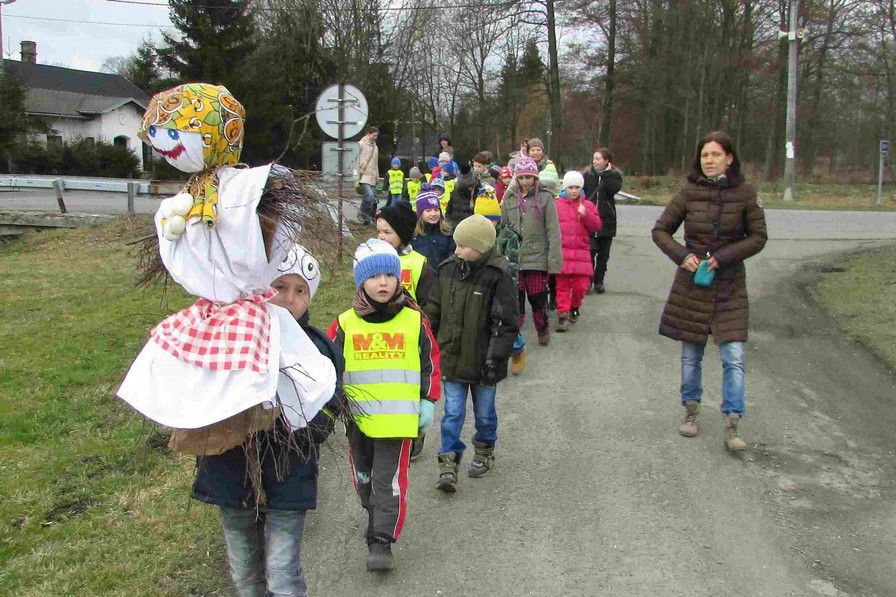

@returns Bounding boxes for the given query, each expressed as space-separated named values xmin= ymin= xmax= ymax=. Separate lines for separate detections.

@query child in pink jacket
xmin=555 ymin=171 xmax=602 ymax=331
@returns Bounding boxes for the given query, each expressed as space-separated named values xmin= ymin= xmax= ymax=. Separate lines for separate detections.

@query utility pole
xmin=781 ymin=0 xmax=801 ymax=202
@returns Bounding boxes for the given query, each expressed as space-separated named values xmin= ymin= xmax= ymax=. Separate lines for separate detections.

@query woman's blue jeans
xmin=680 ymin=341 xmax=746 ymax=415
xmin=440 ymin=381 xmax=498 ymax=459
xmin=219 ymin=507 xmax=307 ymax=597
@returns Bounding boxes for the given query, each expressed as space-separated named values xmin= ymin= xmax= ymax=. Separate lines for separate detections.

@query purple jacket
xmin=556 ymin=196 xmax=602 ymax=276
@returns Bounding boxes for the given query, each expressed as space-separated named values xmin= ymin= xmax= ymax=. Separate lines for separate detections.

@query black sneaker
xmin=555 ymin=317 xmax=569 ymax=333
xmin=367 ymin=539 xmax=394 ymax=572
xmin=569 ymin=308 xmax=580 ymax=323
xmin=594 ymin=282 xmax=606 ymax=294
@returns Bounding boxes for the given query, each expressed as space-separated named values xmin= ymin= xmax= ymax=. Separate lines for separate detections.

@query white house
xmin=4 ymin=42 xmax=152 ymax=171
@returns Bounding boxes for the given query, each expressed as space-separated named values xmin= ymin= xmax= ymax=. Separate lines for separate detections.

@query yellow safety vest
xmin=407 ymin=179 xmax=422 ymax=205
xmin=338 ymin=307 xmax=422 ymax=438
xmin=388 ymin=169 xmax=404 ymax=195
xmin=399 ymin=250 xmax=427 ymax=300
xmin=440 ymin=178 xmax=456 ymax=212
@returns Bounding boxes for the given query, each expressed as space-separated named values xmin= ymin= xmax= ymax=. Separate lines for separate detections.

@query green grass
xmin=623 ymin=176 xmax=896 ymax=210
xmin=812 ymin=246 xmax=896 ymax=370
xmin=0 ymin=218 xmax=356 ymax=596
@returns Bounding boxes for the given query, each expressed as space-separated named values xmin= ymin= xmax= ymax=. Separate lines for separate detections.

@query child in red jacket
xmin=554 ymin=171 xmax=602 ymax=332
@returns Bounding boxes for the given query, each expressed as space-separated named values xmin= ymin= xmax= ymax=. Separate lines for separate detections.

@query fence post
xmin=127 ymin=182 xmax=137 ymax=215
xmin=52 ymin=179 xmax=67 ymax=214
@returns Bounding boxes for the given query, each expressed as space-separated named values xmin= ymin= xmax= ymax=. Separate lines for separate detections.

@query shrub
xmin=13 ymin=138 xmax=141 ymax=178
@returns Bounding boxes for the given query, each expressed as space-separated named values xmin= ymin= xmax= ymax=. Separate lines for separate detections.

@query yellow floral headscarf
xmin=139 ymin=83 xmax=246 ymax=226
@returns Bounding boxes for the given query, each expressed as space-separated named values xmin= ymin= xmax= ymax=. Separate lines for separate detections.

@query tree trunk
xmin=599 ymin=0 xmax=617 ymax=147
xmin=546 ymin=0 xmax=563 ymax=167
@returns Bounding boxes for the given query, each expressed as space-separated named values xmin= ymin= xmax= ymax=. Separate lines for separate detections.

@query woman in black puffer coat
xmin=582 ymin=147 xmax=623 ymax=293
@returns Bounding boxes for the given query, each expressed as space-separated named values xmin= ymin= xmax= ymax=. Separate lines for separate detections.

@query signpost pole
xmin=337 ymin=84 xmax=345 ymax=261
xmin=877 ymin=139 xmax=888 ymax=207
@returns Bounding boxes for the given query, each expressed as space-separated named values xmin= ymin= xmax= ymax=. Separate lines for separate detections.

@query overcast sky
xmin=2 ymin=0 xmax=175 ymax=72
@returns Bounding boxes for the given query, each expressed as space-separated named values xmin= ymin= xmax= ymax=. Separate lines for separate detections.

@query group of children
xmin=202 ymin=150 xmax=605 ymax=595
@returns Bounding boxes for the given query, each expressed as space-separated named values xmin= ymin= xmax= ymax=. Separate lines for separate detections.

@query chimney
xmin=21 ymin=41 xmax=36 ymax=64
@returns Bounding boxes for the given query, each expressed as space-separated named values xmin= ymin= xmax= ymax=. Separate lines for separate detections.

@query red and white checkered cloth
xmin=150 ymin=289 xmax=276 ymax=373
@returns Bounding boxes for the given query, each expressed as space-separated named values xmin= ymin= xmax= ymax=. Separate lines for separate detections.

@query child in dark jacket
xmin=192 ymin=245 xmax=344 ymax=597
xmin=327 ymin=239 xmax=441 ymax=572
xmin=411 ymin=189 xmax=455 ymax=268
xmin=376 ymin=202 xmax=437 ymax=306
xmin=424 ymin=215 xmax=519 ymax=493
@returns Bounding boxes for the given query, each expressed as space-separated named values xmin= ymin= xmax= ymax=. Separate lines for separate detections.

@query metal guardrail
xmin=0 ymin=175 xmax=151 ymax=194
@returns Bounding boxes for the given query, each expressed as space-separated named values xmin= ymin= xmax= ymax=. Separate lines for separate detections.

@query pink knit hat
xmin=513 ymin=156 xmax=539 ymax=179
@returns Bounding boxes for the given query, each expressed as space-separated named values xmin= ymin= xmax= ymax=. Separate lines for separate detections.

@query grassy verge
xmin=0 ymin=219 xmax=356 ymax=596
xmin=622 ymin=176 xmax=896 ymax=210
xmin=811 ymin=245 xmax=896 ymax=370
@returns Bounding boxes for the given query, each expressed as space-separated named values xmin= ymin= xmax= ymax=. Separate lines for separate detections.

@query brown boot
xmin=537 ymin=330 xmax=550 ymax=346
xmin=724 ymin=413 xmax=748 ymax=452
xmin=510 ymin=348 xmax=526 ymax=375
xmin=679 ymin=400 xmax=699 ymax=437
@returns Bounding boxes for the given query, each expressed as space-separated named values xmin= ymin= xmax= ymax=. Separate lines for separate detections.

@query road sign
xmin=881 ymin=139 xmax=889 ymax=155
xmin=321 ymin=141 xmax=359 ymax=175
xmin=315 ymin=84 xmax=368 ymax=140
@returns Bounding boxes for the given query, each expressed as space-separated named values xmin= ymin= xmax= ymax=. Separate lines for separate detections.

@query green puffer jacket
xmin=424 ymin=247 xmax=520 ymax=384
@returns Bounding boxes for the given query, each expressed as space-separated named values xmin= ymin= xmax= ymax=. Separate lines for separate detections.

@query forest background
xmin=6 ymin=0 xmax=896 ymax=183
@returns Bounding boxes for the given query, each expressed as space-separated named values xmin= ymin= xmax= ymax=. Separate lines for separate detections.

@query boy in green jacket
xmin=424 ymin=215 xmax=520 ymax=492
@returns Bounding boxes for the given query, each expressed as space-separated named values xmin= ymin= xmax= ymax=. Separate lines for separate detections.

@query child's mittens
xmin=418 ymin=399 xmax=435 ymax=431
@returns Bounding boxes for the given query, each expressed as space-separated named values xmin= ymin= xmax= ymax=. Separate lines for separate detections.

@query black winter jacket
xmin=191 ymin=316 xmax=344 ymax=511
xmin=583 ymin=167 xmax=623 ymax=237
xmin=424 ymin=248 xmax=519 ymax=385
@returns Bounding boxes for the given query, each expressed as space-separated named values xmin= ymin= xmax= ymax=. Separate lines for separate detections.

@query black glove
xmin=481 ymin=361 xmax=500 ymax=387
xmin=306 ymin=407 xmax=336 ymax=446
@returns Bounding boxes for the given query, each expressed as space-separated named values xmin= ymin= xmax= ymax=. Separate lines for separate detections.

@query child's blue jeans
xmin=680 ymin=341 xmax=746 ymax=415
xmin=219 ymin=506 xmax=307 ymax=597
xmin=440 ymin=381 xmax=498 ymax=459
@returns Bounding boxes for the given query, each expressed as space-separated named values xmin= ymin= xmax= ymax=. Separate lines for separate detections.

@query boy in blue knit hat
xmin=327 ymin=239 xmax=441 ymax=573
xmin=383 ymin=157 xmax=406 ymax=208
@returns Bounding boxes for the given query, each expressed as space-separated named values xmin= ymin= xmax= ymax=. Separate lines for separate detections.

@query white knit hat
xmin=562 ymin=170 xmax=585 ymax=189
xmin=276 ymin=244 xmax=321 ymax=299
xmin=353 ymin=239 xmax=401 ymax=288
xmin=438 ymin=152 xmax=451 ymax=162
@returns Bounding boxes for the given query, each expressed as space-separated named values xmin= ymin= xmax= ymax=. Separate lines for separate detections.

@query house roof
xmin=3 ymin=60 xmax=150 ymax=118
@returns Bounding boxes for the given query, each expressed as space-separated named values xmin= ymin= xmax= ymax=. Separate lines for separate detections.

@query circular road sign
xmin=315 ymin=84 xmax=368 ymax=140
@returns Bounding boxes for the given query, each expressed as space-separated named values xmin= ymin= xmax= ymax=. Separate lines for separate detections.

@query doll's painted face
xmin=146 ymin=126 xmax=205 ymax=172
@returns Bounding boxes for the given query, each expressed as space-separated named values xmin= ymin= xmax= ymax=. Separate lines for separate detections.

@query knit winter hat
xmin=453 ymin=215 xmax=496 ymax=254
xmin=353 ymin=239 xmax=401 ymax=288
xmin=473 ymin=185 xmax=501 ymax=222
xmin=416 ymin=190 xmax=441 ymax=215
xmin=409 ymin=166 xmax=422 ymax=180
xmin=438 ymin=152 xmax=451 ymax=163
xmin=275 ymin=244 xmax=321 ymax=299
xmin=562 ymin=170 xmax=585 ymax=190
xmin=527 ymin=138 xmax=545 ymax=150
xmin=499 ymin=166 xmax=513 ymax=180
xmin=391 ymin=157 xmax=401 ymax=166
xmin=428 ymin=156 xmax=439 ymax=169
xmin=377 ymin=202 xmax=417 ymax=245
xmin=513 ymin=156 xmax=539 ymax=179
xmin=430 ymin=177 xmax=446 ymax=192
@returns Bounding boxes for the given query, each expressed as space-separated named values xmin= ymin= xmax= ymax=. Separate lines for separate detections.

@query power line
xmin=5 ymin=14 xmax=175 ymax=28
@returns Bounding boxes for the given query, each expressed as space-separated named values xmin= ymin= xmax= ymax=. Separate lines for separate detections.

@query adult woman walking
xmin=651 ymin=131 xmax=767 ymax=451
xmin=582 ymin=148 xmax=623 ymax=293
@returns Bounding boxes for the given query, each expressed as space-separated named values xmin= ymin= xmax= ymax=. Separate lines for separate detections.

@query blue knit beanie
xmin=353 ymin=239 xmax=401 ymax=288
xmin=391 ymin=157 xmax=401 ymax=166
